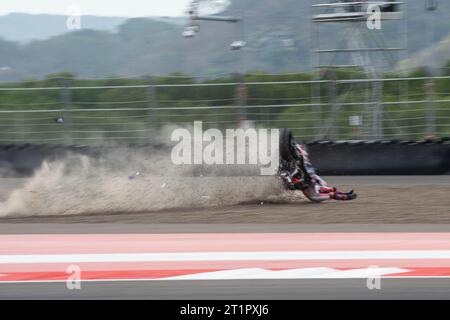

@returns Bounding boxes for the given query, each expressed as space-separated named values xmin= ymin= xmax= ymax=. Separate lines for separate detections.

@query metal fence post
xmin=329 ymin=79 xmax=338 ymax=140
xmin=235 ymin=73 xmax=247 ymax=126
xmin=59 ymin=79 xmax=73 ymax=145
xmin=145 ymin=75 xmax=158 ymax=142
xmin=14 ymin=112 xmax=25 ymax=143
xmin=371 ymin=80 xmax=383 ymax=140
xmin=425 ymin=78 xmax=436 ymax=138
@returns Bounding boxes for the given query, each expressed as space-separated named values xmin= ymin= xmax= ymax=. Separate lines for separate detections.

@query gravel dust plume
xmin=0 ymin=148 xmax=284 ymax=217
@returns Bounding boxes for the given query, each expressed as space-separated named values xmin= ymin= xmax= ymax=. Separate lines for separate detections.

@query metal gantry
xmin=310 ymin=0 xmax=407 ymax=140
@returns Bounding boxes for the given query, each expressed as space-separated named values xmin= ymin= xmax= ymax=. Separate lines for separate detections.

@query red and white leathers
xmin=280 ymin=143 xmax=357 ymax=202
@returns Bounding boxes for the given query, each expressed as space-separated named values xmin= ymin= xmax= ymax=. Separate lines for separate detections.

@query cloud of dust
xmin=0 ymin=147 xmax=285 ymax=217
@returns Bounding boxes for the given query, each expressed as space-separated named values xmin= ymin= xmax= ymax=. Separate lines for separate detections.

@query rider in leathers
xmin=280 ymin=143 xmax=357 ymax=202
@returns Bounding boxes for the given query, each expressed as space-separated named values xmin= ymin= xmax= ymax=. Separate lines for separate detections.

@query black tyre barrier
xmin=0 ymin=143 xmax=164 ymax=177
xmin=0 ymin=139 xmax=449 ymax=176
xmin=0 ymin=144 xmax=92 ymax=176
xmin=306 ymin=139 xmax=450 ymax=175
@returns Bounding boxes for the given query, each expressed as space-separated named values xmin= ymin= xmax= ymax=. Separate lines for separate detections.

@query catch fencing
xmin=0 ymin=75 xmax=449 ymax=145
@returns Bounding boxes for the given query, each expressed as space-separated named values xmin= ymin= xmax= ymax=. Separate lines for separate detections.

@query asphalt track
xmin=2 ymin=279 xmax=450 ymax=300
xmin=0 ymin=176 xmax=449 ymax=299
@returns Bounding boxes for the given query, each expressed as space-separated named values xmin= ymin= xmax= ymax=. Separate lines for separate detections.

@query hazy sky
xmin=0 ymin=0 xmax=193 ymax=17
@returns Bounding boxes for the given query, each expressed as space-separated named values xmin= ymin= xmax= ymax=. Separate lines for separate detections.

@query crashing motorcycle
xmin=278 ymin=128 xmax=357 ymax=203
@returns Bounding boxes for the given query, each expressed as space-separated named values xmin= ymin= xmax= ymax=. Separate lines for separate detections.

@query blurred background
xmin=0 ymin=0 xmax=449 ymax=144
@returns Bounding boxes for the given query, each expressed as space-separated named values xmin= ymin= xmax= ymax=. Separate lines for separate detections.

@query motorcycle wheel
xmin=279 ymin=128 xmax=296 ymax=162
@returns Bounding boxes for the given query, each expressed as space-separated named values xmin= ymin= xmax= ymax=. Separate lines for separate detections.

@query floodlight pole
xmin=186 ymin=12 xmax=247 ymax=125
xmin=194 ymin=15 xmax=240 ymax=23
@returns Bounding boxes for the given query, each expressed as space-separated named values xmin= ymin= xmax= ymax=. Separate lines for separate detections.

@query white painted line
xmin=1 ymin=251 xmax=450 ymax=264
xmin=161 ymin=267 xmax=410 ymax=280
xmin=312 ymin=267 xmax=410 ymax=279
xmin=164 ymin=268 xmax=270 ymax=280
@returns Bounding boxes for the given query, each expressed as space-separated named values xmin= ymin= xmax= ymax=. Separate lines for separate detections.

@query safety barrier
xmin=0 ymin=139 xmax=449 ymax=176
xmin=307 ymin=138 xmax=450 ymax=175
